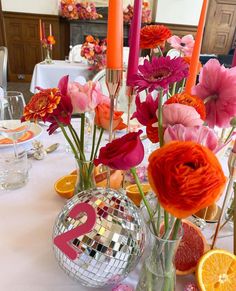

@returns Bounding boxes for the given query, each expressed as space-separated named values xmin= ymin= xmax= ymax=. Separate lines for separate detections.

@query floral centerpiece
xmin=60 ymin=0 xmax=102 ymax=20
xmin=81 ymin=35 xmax=107 ymax=70
xmin=123 ymin=2 xmax=151 ymax=24
xmin=22 ymin=75 xmax=126 ymax=194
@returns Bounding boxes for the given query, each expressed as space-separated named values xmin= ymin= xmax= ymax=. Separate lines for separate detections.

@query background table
xmin=0 ymin=124 xmax=233 ymax=291
xmin=30 ymin=61 xmax=96 ymax=93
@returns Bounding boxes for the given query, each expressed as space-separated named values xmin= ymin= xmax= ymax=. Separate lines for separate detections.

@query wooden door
xmin=0 ymin=0 xmax=6 ymax=46
xmin=202 ymin=0 xmax=236 ymax=54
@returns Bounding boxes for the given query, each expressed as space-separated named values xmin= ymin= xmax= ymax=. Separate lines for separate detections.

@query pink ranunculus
xmin=192 ymin=59 xmax=236 ymax=128
xmin=94 ymin=130 xmax=144 ymax=170
xmin=164 ymin=124 xmax=218 ymax=152
xmin=167 ymin=34 xmax=195 ymax=56
xmin=67 ymin=80 xmax=108 ymax=113
xmin=163 ymin=104 xmax=204 ymax=127
xmin=131 ymin=93 xmax=159 ymax=126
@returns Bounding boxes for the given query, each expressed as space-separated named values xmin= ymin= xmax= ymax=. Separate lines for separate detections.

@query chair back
xmin=0 ymin=46 xmax=8 ymax=92
xmin=69 ymin=44 xmax=83 ymax=63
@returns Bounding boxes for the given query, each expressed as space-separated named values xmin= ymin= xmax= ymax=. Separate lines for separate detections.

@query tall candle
xmin=232 ymin=48 xmax=236 ymax=67
xmin=42 ymin=22 xmax=46 ymax=40
xmin=106 ymin=0 xmax=123 ymax=70
xmin=49 ymin=24 xmax=52 ymax=36
xmin=185 ymin=0 xmax=209 ymax=94
xmin=126 ymin=0 xmax=142 ymax=86
xmin=39 ymin=19 xmax=42 ymax=41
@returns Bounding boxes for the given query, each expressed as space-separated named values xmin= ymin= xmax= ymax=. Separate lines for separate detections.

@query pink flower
xmin=67 ymin=80 xmax=108 ymax=113
xmin=192 ymin=59 xmax=236 ymax=128
xmin=94 ymin=130 xmax=144 ymax=170
xmin=164 ymin=124 xmax=218 ymax=152
xmin=131 ymin=56 xmax=189 ymax=92
xmin=163 ymin=104 xmax=203 ymax=127
xmin=167 ymin=35 xmax=194 ymax=56
xmin=131 ymin=93 xmax=158 ymax=126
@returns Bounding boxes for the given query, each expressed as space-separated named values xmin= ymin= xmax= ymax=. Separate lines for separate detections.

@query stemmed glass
xmin=0 ymin=91 xmax=29 ymax=156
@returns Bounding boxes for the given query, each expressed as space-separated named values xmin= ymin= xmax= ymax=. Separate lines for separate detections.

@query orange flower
xmin=47 ymin=35 xmax=56 ymax=45
xmin=166 ymin=92 xmax=206 ymax=120
xmin=148 ymin=141 xmax=226 ymax=218
xmin=86 ymin=35 xmax=95 ymax=43
xmin=183 ymin=56 xmax=202 ymax=75
xmin=95 ymin=103 xmax=127 ymax=131
xmin=140 ymin=25 xmax=172 ymax=49
xmin=146 ymin=118 xmax=159 ymax=143
xmin=23 ymin=88 xmax=61 ymax=121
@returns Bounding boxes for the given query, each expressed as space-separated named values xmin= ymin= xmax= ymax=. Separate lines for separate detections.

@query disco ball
xmin=53 ymin=188 xmax=146 ymax=288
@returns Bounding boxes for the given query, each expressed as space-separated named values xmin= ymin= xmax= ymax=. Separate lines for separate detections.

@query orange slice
xmin=126 ymin=184 xmax=151 ymax=207
xmin=54 ymin=175 xmax=77 ymax=199
xmin=196 ymin=249 xmax=236 ymax=291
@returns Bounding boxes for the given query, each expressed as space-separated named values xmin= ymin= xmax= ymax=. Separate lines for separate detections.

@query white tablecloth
xmin=30 ymin=61 xmax=96 ymax=93
xmin=0 ymin=125 xmax=233 ymax=291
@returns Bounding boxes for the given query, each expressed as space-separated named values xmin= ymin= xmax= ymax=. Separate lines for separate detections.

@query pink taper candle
xmin=185 ymin=0 xmax=209 ymax=94
xmin=106 ymin=0 xmax=123 ymax=70
xmin=232 ymin=48 xmax=236 ymax=67
xmin=126 ymin=0 xmax=142 ymax=86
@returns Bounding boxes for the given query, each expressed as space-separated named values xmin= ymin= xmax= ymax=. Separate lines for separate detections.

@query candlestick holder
xmin=105 ymin=68 xmax=123 ymax=186
xmin=211 ymin=151 xmax=236 ymax=251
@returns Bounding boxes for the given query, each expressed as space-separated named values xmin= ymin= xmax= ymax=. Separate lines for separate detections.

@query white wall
xmin=2 ymin=0 xmax=202 ymax=26
xmin=2 ymin=0 xmax=59 ymax=15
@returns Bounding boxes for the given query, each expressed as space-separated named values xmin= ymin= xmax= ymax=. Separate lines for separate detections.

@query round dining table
xmin=0 ymin=122 xmax=233 ymax=291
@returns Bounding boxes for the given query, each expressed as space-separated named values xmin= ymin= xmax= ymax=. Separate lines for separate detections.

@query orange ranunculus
xmin=86 ymin=35 xmax=95 ymax=43
xmin=183 ymin=56 xmax=202 ymax=75
xmin=148 ymin=141 xmax=226 ymax=219
xmin=95 ymin=103 xmax=127 ymax=131
xmin=166 ymin=92 xmax=206 ymax=120
xmin=47 ymin=35 xmax=56 ymax=45
xmin=23 ymin=88 xmax=61 ymax=121
xmin=140 ymin=25 xmax=172 ymax=49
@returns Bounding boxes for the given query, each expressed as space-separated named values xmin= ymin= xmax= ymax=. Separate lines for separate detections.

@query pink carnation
xmin=164 ymin=124 xmax=218 ymax=152
xmin=192 ymin=59 xmax=236 ymax=128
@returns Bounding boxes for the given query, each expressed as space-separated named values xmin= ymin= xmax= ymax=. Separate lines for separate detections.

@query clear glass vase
xmin=74 ymin=159 xmax=96 ymax=194
xmin=136 ymin=221 xmax=182 ymax=291
xmin=44 ymin=47 xmax=53 ymax=64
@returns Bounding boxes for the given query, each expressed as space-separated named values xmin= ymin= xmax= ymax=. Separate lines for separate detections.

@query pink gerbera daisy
xmin=131 ymin=56 xmax=189 ymax=92
xmin=192 ymin=59 xmax=236 ymax=128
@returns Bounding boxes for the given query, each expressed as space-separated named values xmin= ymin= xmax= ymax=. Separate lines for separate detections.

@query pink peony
xmin=67 ymin=80 xmax=108 ymax=113
xmin=131 ymin=56 xmax=189 ymax=92
xmin=164 ymin=124 xmax=218 ymax=152
xmin=167 ymin=35 xmax=194 ymax=56
xmin=192 ymin=59 xmax=236 ymax=128
xmin=163 ymin=104 xmax=203 ymax=127
xmin=131 ymin=93 xmax=158 ymax=126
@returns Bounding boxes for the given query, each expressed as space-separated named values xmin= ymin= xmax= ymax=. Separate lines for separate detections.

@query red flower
xmin=140 ymin=25 xmax=172 ymax=49
xmin=146 ymin=118 xmax=159 ymax=143
xmin=94 ymin=130 xmax=144 ymax=170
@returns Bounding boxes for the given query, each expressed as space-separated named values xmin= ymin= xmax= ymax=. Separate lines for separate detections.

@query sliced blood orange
xmin=175 ymin=219 xmax=208 ymax=275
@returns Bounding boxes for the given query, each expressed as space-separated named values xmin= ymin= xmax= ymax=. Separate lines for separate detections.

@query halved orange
xmin=54 ymin=175 xmax=77 ymax=199
xmin=126 ymin=184 xmax=151 ymax=207
xmin=196 ymin=249 xmax=236 ymax=291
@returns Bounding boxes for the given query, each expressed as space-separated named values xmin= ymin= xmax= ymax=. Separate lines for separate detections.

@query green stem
xmin=180 ymin=78 xmax=186 ymax=93
xmin=171 ymin=82 xmax=177 ymax=96
xmin=156 ymin=203 xmax=161 ymax=236
xmin=93 ymin=128 xmax=104 ymax=159
xmin=68 ymin=125 xmax=85 ymax=160
xmin=59 ymin=124 xmax=80 ymax=161
xmin=80 ymin=113 xmax=85 ymax=157
xmin=157 ymin=46 xmax=163 ymax=57
xmin=158 ymin=89 xmax=164 ymax=147
xmin=164 ymin=211 xmax=169 ymax=234
xmin=130 ymin=167 xmax=157 ymax=235
xmin=89 ymin=124 xmax=97 ymax=162
xmin=224 ymin=126 xmax=235 ymax=143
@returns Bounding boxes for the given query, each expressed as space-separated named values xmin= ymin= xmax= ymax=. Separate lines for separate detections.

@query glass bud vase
xmin=74 ymin=159 xmax=96 ymax=195
xmin=44 ymin=47 xmax=53 ymax=64
xmin=136 ymin=222 xmax=182 ymax=291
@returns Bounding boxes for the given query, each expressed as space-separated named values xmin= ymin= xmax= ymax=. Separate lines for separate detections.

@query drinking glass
xmin=0 ymin=91 xmax=29 ymax=156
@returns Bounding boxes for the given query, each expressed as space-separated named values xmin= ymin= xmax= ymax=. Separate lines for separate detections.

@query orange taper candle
xmin=185 ymin=0 xmax=209 ymax=93
xmin=39 ymin=19 xmax=42 ymax=41
xmin=106 ymin=0 xmax=123 ymax=70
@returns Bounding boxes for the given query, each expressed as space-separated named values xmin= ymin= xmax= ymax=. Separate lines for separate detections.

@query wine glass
xmin=0 ymin=91 xmax=29 ymax=156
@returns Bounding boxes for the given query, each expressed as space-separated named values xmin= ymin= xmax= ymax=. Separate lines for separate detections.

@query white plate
xmin=0 ymin=121 xmax=43 ymax=148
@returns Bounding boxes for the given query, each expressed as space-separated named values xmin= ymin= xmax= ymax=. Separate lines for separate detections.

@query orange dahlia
xmin=23 ymin=88 xmax=61 ymax=121
xmin=140 ymin=25 xmax=172 ymax=49
xmin=183 ymin=56 xmax=202 ymax=75
xmin=165 ymin=92 xmax=206 ymax=120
